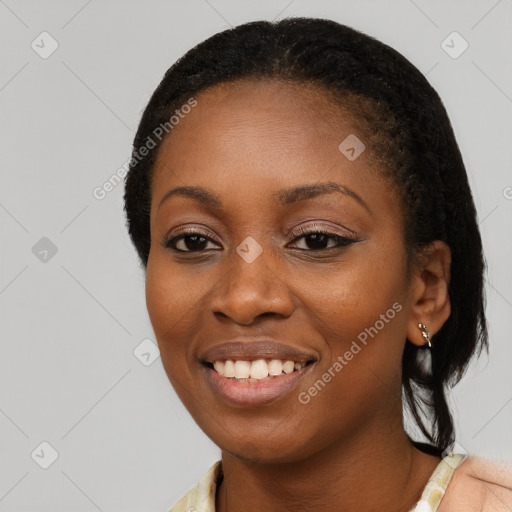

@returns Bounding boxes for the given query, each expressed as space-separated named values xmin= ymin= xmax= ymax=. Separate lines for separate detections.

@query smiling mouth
xmin=203 ymin=358 xmax=315 ymax=382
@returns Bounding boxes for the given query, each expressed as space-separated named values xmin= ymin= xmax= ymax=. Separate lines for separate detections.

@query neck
xmin=215 ymin=418 xmax=441 ymax=512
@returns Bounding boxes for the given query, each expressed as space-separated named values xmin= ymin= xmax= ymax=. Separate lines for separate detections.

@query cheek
xmin=290 ymin=266 xmax=408 ymax=435
xmin=295 ymin=251 xmax=406 ymax=342
xmin=294 ymin=247 xmax=409 ymax=391
xmin=144 ymin=255 xmax=204 ymax=367
xmin=145 ymin=256 xmax=212 ymax=415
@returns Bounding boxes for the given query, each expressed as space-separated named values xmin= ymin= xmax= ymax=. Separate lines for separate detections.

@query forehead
xmin=150 ymin=78 xmax=397 ymax=215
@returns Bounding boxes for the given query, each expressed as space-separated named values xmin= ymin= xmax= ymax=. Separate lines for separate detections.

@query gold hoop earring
xmin=418 ymin=323 xmax=432 ymax=348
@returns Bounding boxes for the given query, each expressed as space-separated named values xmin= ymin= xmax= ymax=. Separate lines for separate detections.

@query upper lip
xmin=200 ymin=338 xmax=317 ymax=363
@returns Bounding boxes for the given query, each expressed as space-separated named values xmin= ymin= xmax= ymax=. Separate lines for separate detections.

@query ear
xmin=406 ymin=240 xmax=451 ymax=347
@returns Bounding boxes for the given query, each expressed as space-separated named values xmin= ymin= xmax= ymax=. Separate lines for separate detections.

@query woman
xmin=123 ymin=17 xmax=512 ymax=512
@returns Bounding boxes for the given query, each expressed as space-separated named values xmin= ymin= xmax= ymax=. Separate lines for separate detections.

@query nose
xmin=210 ymin=245 xmax=295 ymax=325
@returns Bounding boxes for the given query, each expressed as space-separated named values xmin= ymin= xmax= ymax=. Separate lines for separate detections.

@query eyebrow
xmin=157 ymin=182 xmax=372 ymax=215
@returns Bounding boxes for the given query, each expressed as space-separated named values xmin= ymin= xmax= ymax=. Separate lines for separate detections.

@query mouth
xmin=202 ymin=359 xmax=315 ymax=408
xmin=199 ymin=339 xmax=318 ymax=406
xmin=202 ymin=358 xmax=315 ymax=382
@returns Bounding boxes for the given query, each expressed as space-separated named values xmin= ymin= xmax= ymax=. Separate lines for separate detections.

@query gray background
xmin=1 ymin=0 xmax=511 ymax=510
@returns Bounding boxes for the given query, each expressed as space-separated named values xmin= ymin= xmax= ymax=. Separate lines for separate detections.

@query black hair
xmin=123 ymin=17 xmax=488 ymax=452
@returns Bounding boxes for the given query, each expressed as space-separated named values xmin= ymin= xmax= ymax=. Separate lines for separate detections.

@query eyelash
xmin=162 ymin=224 xmax=360 ymax=253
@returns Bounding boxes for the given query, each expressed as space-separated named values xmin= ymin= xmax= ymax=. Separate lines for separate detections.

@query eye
xmin=162 ymin=228 xmax=221 ymax=253
xmin=161 ymin=224 xmax=360 ymax=253
xmin=287 ymin=225 xmax=360 ymax=251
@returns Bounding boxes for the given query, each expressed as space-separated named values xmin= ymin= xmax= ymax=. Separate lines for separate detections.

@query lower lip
xmin=203 ymin=363 xmax=313 ymax=407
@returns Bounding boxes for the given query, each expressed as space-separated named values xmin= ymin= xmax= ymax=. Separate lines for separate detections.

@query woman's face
xmin=146 ymin=79 xmax=416 ymax=462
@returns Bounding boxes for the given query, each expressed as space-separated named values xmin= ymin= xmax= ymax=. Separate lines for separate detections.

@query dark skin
xmin=145 ymin=79 xmax=452 ymax=512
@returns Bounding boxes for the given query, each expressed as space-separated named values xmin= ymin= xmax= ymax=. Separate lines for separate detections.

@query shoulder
xmin=439 ymin=456 xmax=512 ymax=512
xmin=168 ymin=460 xmax=222 ymax=512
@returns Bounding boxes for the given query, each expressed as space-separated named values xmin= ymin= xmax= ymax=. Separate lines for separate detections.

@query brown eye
xmin=287 ymin=226 xmax=360 ymax=251
xmin=162 ymin=229 xmax=221 ymax=253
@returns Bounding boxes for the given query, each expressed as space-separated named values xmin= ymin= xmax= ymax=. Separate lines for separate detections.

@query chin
xmin=212 ymin=429 xmax=323 ymax=465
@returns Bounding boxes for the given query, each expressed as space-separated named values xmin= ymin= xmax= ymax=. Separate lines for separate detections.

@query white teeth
xmin=212 ymin=358 xmax=308 ymax=380
xmin=234 ymin=360 xmax=251 ymax=379
xmin=268 ymin=359 xmax=283 ymax=376
xmin=282 ymin=360 xmax=295 ymax=374
xmin=223 ymin=360 xmax=235 ymax=378
xmin=250 ymin=359 xmax=269 ymax=379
